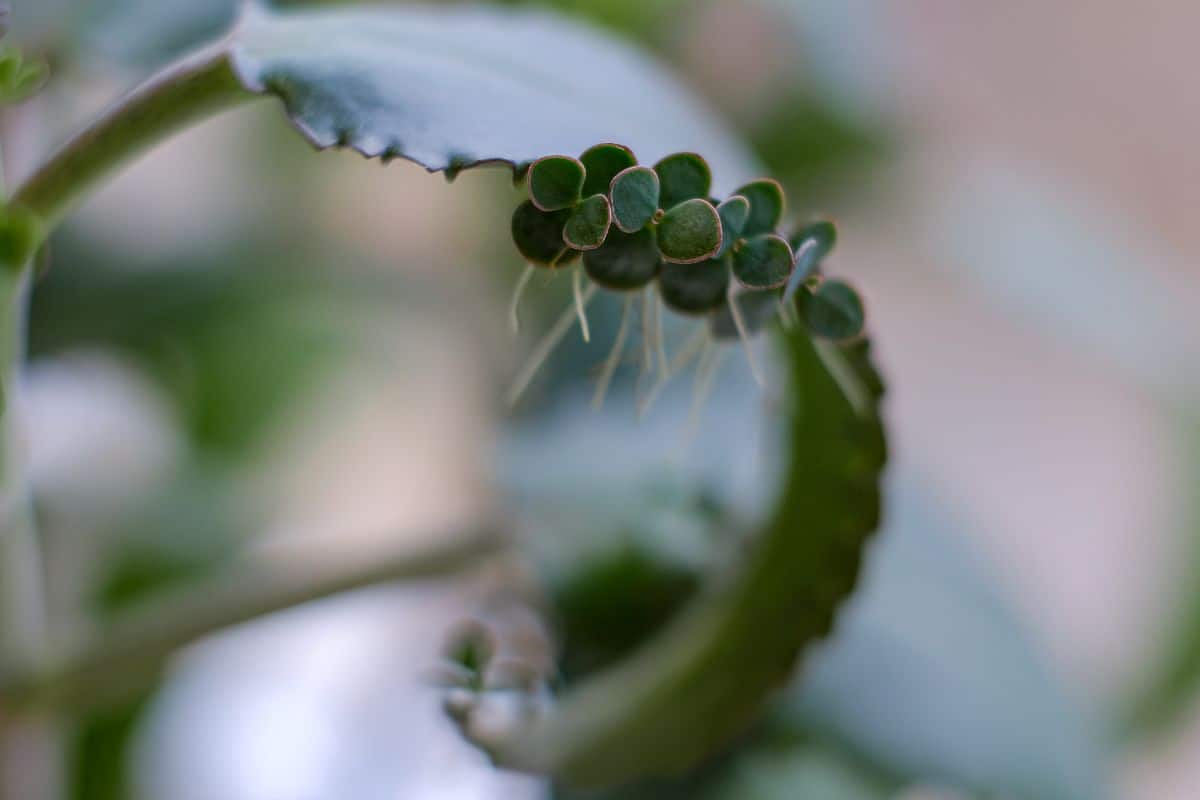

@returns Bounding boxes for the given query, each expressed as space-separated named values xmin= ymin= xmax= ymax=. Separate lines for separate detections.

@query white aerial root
xmin=639 ymin=288 xmax=654 ymax=379
xmin=637 ymin=295 xmax=674 ymax=418
xmin=685 ymin=340 xmax=724 ymax=446
xmin=506 ymin=283 xmax=598 ymax=407
xmin=573 ymin=269 xmax=591 ymax=343
xmin=508 ymin=263 xmax=536 ymax=334
xmin=592 ymin=294 xmax=634 ymax=410
xmin=727 ymin=291 xmax=766 ymax=388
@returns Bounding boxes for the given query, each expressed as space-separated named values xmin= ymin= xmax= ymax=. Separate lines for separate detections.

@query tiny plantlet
xmin=0 ymin=1 xmax=886 ymax=794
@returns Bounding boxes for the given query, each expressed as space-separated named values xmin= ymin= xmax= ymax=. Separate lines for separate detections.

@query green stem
xmin=12 ymin=45 xmax=254 ymax=234
xmin=1 ymin=527 xmax=506 ymax=712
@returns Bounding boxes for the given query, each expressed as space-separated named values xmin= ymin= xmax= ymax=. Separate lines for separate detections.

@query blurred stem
xmin=0 ymin=267 xmax=60 ymax=799
xmin=1 ymin=527 xmax=507 ymax=713
xmin=11 ymin=44 xmax=253 ymax=237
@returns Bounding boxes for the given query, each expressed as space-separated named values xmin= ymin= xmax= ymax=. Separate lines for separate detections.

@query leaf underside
xmin=491 ymin=330 xmax=887 ymax=786
xmin=228 ymin=4 xmax=757 ymax=191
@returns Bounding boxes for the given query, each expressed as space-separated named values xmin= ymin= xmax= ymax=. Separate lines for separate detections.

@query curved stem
xmin=1 ymin=526 xmax=506 ymax=713
xmin=11 ymin=45 xmax=254 ymax=235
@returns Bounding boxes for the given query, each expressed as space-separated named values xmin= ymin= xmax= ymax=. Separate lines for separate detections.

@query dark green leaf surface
xmin=530 ymin=156 xmax=586 ymax=211
xmin=658 ymin=258 xmax=730 ymax=315
xmin=610 ymin=166 xmax=660 ymax=233
xmin=800 ymin=280 xmax=865 ymax=341
xmin=563 ymin=193 xmax=612 ymax=251
xmin=512 ymin=200 xmax=572 ymax=266
xmin=487 ymin=330 xmax=887 ymax=786
xmin=583 ymin=227 xmax=660 ymax=291
xmin=581 ymin=143 xmax=637 ymax=197
xmin=654 ymin=153 xmax=713 ymax=209
xmin=732 ymin=234 xmax=793 ymax=290
xmin=657 ymin=199 xmax=722 ymax=264
xmin=229 ymin=5 xmax=757 ymax=191
xmin=734 ymin=179 xmax=785 ymax=237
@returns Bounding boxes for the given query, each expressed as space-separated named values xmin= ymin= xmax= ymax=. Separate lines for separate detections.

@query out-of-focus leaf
xmin=731 ymin=234 xmax=792 ymax=290
xmin=28 ymin=240 xmax=355 ymax=455
xmin=705 ymin=744 xmax=894 ymax=800
xmin=733 ymin=180 xmax=785 ymax=238
xmin=583 ymin=227 xmax=661 ymax=292
xmin=229 ymin=4 xmax=757 ymax=191
xmin=1119 ymin=417 xmax=1200 ymax=742
xmin=70 ymin=473 xmax=243 ymax=800
xmin=783 ymin=476 xmax=1111 ymax=800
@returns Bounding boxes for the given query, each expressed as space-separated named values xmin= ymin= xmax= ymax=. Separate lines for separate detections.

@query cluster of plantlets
xmin=507 ymin=143 xmax=866 ymax=407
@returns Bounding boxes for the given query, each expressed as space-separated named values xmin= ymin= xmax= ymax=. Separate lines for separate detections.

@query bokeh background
xmin=4 ymin=0 xmax=1200 ymax=798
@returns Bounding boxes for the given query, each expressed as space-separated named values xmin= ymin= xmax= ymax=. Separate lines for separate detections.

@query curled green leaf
xmin=512 ymin=200 xmax=573 ymax=267
xmin=654 ymin=152 xmax=712 ymax=209
xmin=734 ymin=178 xmax=785 ymax=237
xmin=581 ymin=143 xmax=637 ymax=197
xmin=609 ymin=166 xmax=660 ymax=233
xmin=799 ymin=279 xmax=865 ymax=341
xmin=563 ymin=193 xmax=612 ymax=251
xmin=530 ymin=155 xmax=586 ymax=211
xmin=731 ymin=233 xmax=793 ymax=290
xmin=784 ymin=219 xmax=838 ymax=303
xmin=656 ymin=199 xmax=722 ymax=264
xmin=583 ymin=227 xmax=661 ymax=291
xmin=658 ymin=258 xmax=730 ymax=315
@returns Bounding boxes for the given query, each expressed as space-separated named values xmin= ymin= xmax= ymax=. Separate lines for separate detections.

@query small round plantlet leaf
xmin=609 ymin=166 xmax=660 ymax=233
xmin=583 ymin=227 xmax=661 ymax=291
xmin=654 ymin=152 xmax=712 ymax=209
xmin=731 ymin=234 xmax=794 ymax=289
xmin=658 ymin=258 xmax=730 ymax=314
xmin=580 ymin=143 xmax=636 ymax=197
xmin=512 ymin=200 xmax=572 ymax=266
xmin=656 ymin=199 xmax=722 ymax=264
xmin=710 ymin=290 xmax=780 ymax=339
xmin=563 ymin=193 xmax=612 ymax=251
xmin=799 ymin=279 xmax=865 ymax=341
xmin=784 ymin=219 xmax=838 ymax=302
xmin=715 ymin=195 xmax=750 ymax=257
xmin=734 ymin=179 xmax=785 ymax=236
xmin=529 ymin=155 xmax=585 ymax=211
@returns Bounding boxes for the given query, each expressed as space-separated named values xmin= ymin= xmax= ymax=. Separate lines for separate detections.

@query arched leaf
xmin=229 ymin=4 xmax=757 ymax=190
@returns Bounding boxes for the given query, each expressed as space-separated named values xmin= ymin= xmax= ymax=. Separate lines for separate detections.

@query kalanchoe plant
xmin=0 ymin=1 xmax=886 ymax=796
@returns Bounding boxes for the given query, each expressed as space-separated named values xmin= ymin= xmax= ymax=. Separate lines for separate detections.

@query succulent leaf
xmin=609 ymin=166 xmax=660 ymax=233
xmin=580 ymin=143 xmax=637 ymax=197
xmin=530 ymin=155 xmax=586 ymax=211
xmin=563 ymin=193 xmax=613 ymax=251
xmin=654 ymin=152 xmax=712 ymax=209
xmin=582 ymin=227 xmax=661 ymax=291
xmin=731 ymin=233 xmax=794 ymax=289
xmin=656 ymin=199 xmax=722 ymax=264
xmin=658 ymin=258 xmax=730 ymax=314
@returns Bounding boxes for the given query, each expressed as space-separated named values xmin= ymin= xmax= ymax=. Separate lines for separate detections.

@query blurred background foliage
xmin=4 ymin=0 xmax=1199 ymax=798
